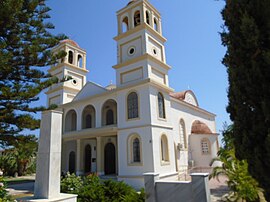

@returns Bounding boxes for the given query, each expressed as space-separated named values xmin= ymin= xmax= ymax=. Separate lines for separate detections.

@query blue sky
xmin=40 ymin=0 xmax=230 ymax=136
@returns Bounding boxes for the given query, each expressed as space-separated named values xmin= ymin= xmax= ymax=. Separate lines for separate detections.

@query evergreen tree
xmin=0 ymin=0 xmax=66 ymax=145
xmin=221 ymin=0 xmax=270 ymax=200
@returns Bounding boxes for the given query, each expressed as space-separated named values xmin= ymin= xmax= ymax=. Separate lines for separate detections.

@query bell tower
xmin=113 ymin=0 xmax=171 ymax=87
xmin=46 ymin=39 xmax=88 ymax=106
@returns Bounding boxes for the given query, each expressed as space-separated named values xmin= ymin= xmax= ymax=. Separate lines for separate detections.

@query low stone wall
xmin=144 ymin=173 xmax=211 ymax=202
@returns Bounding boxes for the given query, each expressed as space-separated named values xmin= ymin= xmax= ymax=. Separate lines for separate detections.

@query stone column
xmin=22 ymin=110 xmax=77 ymax=202
xmin=190 ymin=173 xmax=211 ymax=202
xmin=96 ymin=137 xmax=103 ymax=175
xmin=143 ymin=173 xmax=159 ymax=202
xmin=76 ymin=139 xmax=83 ymax=175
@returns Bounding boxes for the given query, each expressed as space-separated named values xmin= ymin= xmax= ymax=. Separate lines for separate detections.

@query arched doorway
xmin=69 ymin=151 xmax=76 ymax=174
xmin=104 ymin=143 xmax=116 ymax=175
xmin=84 ymin=145 xmax=92 ymax=173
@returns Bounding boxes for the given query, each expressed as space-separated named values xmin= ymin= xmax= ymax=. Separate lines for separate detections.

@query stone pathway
xmin=209 ymin=175 xmax=230 ymax=202
xmin=6 ymin=175 xmax=35 ymax=196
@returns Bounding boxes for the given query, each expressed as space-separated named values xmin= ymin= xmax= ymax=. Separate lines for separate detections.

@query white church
xmin=45 ymin=0 xmax=220 ymax=189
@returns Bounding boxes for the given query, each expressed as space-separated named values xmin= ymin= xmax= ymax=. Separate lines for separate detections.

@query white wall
xmin=189 ymin=134 xmax=219 ymax=167
xmin=118 ymin=126 xmax=154 ymax=176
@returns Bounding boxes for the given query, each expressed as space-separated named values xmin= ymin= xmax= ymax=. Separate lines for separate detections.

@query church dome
xmin=105 ymin=84 xmax=116 ymax=90
xmin=60 ymin=39 xmax=80 ymax=48
xmin=191 ymin=120 xmax=213 ymax=134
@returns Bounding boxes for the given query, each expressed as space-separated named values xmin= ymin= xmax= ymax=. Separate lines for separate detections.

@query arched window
xmin=127 ymin=92 xmax=139 ymax=119
xmin=158 ymin=93 xmax=166 ymax=119
xmin=134 ymin=11 xmax=141 ymax=27
xmin=69 ymin=151 xmax=76 ymax=173
xmin=82 ymin=105 xmax=96 ymax=129
xmin=146 ymin=11 xmax=150 ymax=25
xmin=201 ymin=138 xmax=211 ymax=155
xmin=65 ymin=110 xmax=77 ymax=132
xmin=154 ymin=18 xmax=158 ymax=32
xmin=77 ymin=55 xmax=82 ymax=67
xmin=128 ymin=134 xmax=142 ymax=164
xmin=106 ymin=109 xmax=114 ymax=125
xmin=102 ymin=100 xmax=117 ymax=126
xmin=161 ymin=135 xmax=169 ymax=162
xmin=122 ymin=16 xmax=129 ymax=33
xmin=133 ymin=138 xmax=140 ymax=163
xmin=179 ymin=119 xmax=187 ymax=149
xmin=85 ymin=114 xmax=92 ymax=128
xmin=68 ymin=51 xmax=73 ymax=64
xmin=71 ymin=113 xmax=76 ymax=131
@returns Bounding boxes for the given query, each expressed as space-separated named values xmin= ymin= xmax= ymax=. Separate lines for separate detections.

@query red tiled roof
xmin=191 ymin=120 xmax=213 ymax=134
xmin=60 ymin=39 xmax=80 ymax=48
xmin=169 ymin=91 xmax=187 ymax=101
xmin=127 ymin=0 xmax=138 ymax=6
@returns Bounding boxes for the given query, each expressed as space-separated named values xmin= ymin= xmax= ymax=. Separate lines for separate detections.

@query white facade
xmin=45 ymin=0 xmax=220 ymax=189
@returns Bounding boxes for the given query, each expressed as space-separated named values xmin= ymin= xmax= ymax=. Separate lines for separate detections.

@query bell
xmin=134 ymin=13 xmax=141 ymax=26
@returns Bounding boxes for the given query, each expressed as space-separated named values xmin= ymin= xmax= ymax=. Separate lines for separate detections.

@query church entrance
xmin=104 ymin=143 xmax=116 ymax=175
xmin=84 ymin=145 xmax=92 ymax=173
xmin=69 ymin=151 xmax=76 ymax=174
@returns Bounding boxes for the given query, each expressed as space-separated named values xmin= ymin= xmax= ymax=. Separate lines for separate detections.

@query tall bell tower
xmin=113 ymin=0 xmax=171 ymax=87
xmin=46 ymin=39 xmax=88 ymax=106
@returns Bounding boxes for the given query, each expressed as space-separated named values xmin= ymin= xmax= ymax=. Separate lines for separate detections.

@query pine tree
xmin=0 ymin=0 xmax=66 ymax=145
xmin=221 ymin=0 xmax=270 ymax=200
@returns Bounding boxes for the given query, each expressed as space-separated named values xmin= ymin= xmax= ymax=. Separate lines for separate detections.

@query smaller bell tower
xmin=113 ymin=0 xmax=171 ymax=87
xmin=46 ymin=39 xmax=88 ymax=106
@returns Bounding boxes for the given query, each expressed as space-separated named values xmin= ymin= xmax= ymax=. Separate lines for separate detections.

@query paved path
xmin=6 ymin=175 xmax=35 ymax=196
xmin=209 ymin=175 xmax=229 ymax=202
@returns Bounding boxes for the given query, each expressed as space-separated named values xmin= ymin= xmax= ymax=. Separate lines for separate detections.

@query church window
xmin=122 ymin=16 xmax=129 ymax=33
xmin=161 ymin=135 xmax=169 ymax=162
xmin=128 ymin=46 xmax=136 ymax=56
xmin=127 ymin=92 xmax=139 ymax=119
xmin=152 ymin=48 xmax=157 ymax=55
xmin=102 ymin=100 xmax=117 ymax=126
xmin=201 ymin=138 xmax=211 ymax=155
xmin=68 ymin=51 xmax=73 ymax=64
xmin=77 ymin=55 xmax=83 ymax=67
xmin=85 ymin=114 xmax=92 ymax=128
xmin=154 ymin=18 xmax=158 ymax=32
xmin=82 ymin=105 xmax=96 ymax=129
xmin=65 ymin=110 xmax=77 ymax=132
xmin=133 ymin=138 xmax=141 ymax=163
xmin=179 ymin=119 xmax=187 ymax=149
xmin=134 ymin=11 xmax=141 ymax=27
xmin=158 ymin=92 xmax=166 ymax=119
xmin=106 ymin=109 xmax=114 ymax=125
xmin=72 ymin=79 xmax=77 ymax=85
xmin=128 ymin=134 xmax=142 ymax=165
xmin=146 ymin=11 xmax=150 ymax=25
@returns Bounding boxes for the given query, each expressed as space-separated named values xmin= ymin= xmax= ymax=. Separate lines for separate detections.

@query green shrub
xmin=0 ymin=176 xmax=12 ymax=202
xmin=60 ymin=173 xmax=83 ymax=194
xmin=103 ymin=180 xmax=135 ymax=201
xmin=60 ymin=173 xmax=145 ymax=202
xmin=78 ymin=174 xmax=105 ymax=202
